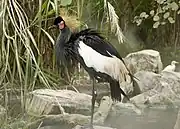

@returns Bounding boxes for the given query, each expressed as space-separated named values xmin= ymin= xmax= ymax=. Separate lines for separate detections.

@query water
xmin=39 ymin=108 xmax=178 ymax=129
xmin=105 ymin=108 xmax=178 ymax=129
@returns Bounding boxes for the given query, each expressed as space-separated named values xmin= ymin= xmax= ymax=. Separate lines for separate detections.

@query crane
xmin=54 ymin=16 xmax=137 ymax=128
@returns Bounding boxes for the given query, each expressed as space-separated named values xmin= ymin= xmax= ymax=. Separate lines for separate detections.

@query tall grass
xmin=0 ymin=0 xmax=126 ymax=128
xmin=0 ymin=0 xmax=57 ymax=126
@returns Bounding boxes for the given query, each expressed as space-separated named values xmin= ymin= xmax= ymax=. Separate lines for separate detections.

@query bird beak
xmin=176 ymin=62 xmax=179 ymax=64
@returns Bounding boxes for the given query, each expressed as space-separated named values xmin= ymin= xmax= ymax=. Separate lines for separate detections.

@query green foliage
xmin=134 ymin=0 xmax=180 ymax=28
xmin=60 ymin=0 xmax=72 ymax=6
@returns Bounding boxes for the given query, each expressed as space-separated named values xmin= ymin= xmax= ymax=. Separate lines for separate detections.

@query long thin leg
xmin=90 ymin=77 xmax=96 ymax=127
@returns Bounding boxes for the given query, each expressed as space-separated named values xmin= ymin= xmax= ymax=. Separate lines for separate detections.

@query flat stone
xmin=26 ymin=89 xmax=98 ymax=116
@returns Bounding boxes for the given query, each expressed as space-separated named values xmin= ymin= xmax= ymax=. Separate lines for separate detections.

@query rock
xmin=72 ymin=125 xmax=116 ymax=129
xmin=93 ymin=96 xmax=113 ymax=125
xmin=60 ymin=83 xmax=110 ymax=103
xmin=135 ymin=71 xmax=161 ymax=92
xmin=130 ymin=71 xmax=180 ymax=107
xmin=121 ymin=71 xmax=160 ymax=101
xmin=0 ymin=105 xmax=6 ymax=126
xmin=120 ymin=81 xmax=140 ymax=103
xmin=124 ymin=49 xmax=163 ymax=74
xmin=42 ymin=114 xmax=90 ymax=127
xmin=25 ymin=96 xmax=113 ymax=129
xmin=26 ymin=89 xmax=98 ymax=116
xmin=174 ymin=110 xmax=180 ymax=129
xmin=111 ymin=102 xmax=142 ymax=116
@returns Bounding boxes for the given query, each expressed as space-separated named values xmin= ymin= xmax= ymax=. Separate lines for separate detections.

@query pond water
xmin=40 ymin=107 xmax=178 ymax=129
xmin=105 ymin=107 xmax=178 ymax=129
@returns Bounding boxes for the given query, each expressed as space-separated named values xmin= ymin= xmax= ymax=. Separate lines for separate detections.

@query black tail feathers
xmin=128 ymin=72 xmax=141 ymax=94
xmin=109 ymin=73 xmax=140 ymax=102
xmin=109 ymin=80 xmax=129 ymax=102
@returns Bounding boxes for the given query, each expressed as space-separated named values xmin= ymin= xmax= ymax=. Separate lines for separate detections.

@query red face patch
xmin=58 ymin=21 xmax=65 ymax=29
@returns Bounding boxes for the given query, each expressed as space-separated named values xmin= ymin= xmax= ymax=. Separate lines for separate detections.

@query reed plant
xmin=0 ymin=0 xmax=125 ymax=128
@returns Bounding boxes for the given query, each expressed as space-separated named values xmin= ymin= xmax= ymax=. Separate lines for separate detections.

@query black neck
xmin=61 ymin=25 xmax=69 ymax=33
xmin=57 ymin=26 xmax=71 ymax=45
xmin=55 ymin=26 xmax=71 ymax=66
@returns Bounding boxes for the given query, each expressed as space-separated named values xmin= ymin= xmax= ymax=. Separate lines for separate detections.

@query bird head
xmin=54 ymin=16 xmax=66 ymax=30
xmin=171 ymin=61 xmax=179 ymax=65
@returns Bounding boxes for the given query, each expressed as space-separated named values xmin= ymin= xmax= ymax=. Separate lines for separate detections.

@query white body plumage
xmin=78 ymin=41 xmax=130 ymax=83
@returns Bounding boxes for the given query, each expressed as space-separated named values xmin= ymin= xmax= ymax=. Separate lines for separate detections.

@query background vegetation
xmin=0 ymin=0 xmax=180 ymax=128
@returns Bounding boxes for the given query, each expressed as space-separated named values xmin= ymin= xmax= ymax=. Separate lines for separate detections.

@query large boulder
xmin=26 ymin=89 xmax=98 ymax=116
xmin=24 ymin=96 xmax=113 ymax=129
xmin=60 ymin=83 xmax=110 ymax=103
xmin=121 ymin=71 xmax=160 ymax=101
xmin=131 ymin=71 xmax=180 ymax=107
xmin=124 ymin=49 xmax=163 ymax=74
xmin=134 ymin=71 xmax=161 ymax=92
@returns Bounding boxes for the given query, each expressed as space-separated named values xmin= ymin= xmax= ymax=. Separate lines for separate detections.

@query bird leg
xmin=90 ymin=77 xmax=97 ymax=128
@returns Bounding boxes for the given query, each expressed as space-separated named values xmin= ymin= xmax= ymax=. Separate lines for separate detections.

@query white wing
xmin=162 ymin=65 xmax=175 ymax=72
xmin=78 ymin=41 xmax=130 ymax=83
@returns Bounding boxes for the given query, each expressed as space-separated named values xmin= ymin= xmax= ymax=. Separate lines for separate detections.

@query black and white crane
xmin=54 ymin=16 xmax=137 ymax=128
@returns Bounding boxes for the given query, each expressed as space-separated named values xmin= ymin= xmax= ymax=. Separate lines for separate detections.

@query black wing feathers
xmin=71 ymin=29 xmax=124 ymax=62
xmin=71 ymin=28 xmax=138 ymax=84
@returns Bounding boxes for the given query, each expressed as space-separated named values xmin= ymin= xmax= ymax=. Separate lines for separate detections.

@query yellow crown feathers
xmin=59 ymin=8 xmax=81 ymax=32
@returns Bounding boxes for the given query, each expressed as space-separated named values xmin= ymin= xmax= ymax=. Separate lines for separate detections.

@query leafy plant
xmin=134 ymin=0 xmax=180 ymax=28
